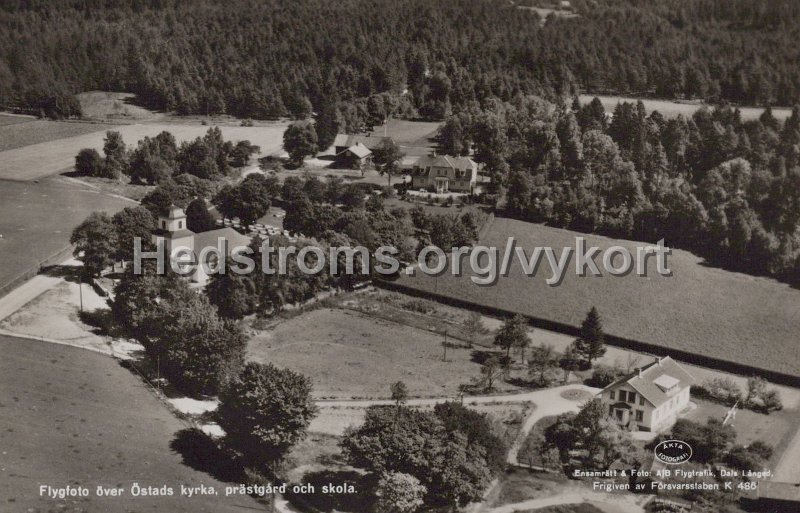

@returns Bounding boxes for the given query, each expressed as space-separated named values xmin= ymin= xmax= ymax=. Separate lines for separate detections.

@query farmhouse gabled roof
xmin=603 ymin=356 xmax=695 ymax=408
xmin=415 ymin=154 xmax=477 ymax=170
xmin=412 ymin=154 xmax=478 ymax=178
xmin=336 ymin=142 xmax=372 ymax=159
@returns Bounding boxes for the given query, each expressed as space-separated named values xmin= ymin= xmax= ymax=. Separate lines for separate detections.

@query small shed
xmin=334 ymin=142 xmax=372 ymax=169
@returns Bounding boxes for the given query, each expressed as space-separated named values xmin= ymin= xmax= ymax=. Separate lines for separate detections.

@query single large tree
xmin=314 ymin=98 xmax=340 ymax=151
xmin=217 ymin=362 xmax=317 ymax=469
xmin=74 ymin=148 xmax=104 ymax=177
xmin=283 ymin=121 xmax=318 ymax=165
xmin=494 ymin=314 xmax=528 ymax=360
xmin=206 ymin=270 xmax=257 ymax=320
xmin=463 ymin=311 xmax=487 ymax=348
xmin=573 ymin=306 xmax=606 ymax=366
xmin=559 ymin=344 xmax=582 ymax=383
xmin=372 ymin=139 xmax=404 ymax=185
xmin=70 ymin=212 xmax=118 ymax=277
xmin=102 ymin=130 xmax=128 ymax=178
xmin=340 ymin=406 xmax=492 ymax=508
xmin=185 ymin=198 xmax=216 ymax=232
xmin=374 ymin=472 xmax=426 ymax=513
xmin=528 ymin=344 xmax=558 ymax=386
xmin=112 ymin=206 xmax=155 ymax=262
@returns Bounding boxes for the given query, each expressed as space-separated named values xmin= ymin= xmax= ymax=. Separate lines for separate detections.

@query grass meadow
xmin=579 ymin=94 xmax=794 ymax=121
xmin=0 ymin=118 xmax=117 ymax=153
xmin=396 ymin=216 xmax=800 ymax=377
xmin=246 ymin=307 xmax=522 ymax=399
xmin=0 ymin=335 xmax=263 ymax=512
xmin=0 ymin=120 xmax=289 ymax=181
xmin=0 ymin=178 xmax=133 ymax=296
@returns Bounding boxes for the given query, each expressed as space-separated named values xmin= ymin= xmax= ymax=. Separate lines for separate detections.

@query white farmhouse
xmin=410 ymin=154 xmax=478 ymax=193
xmin=597 ymin=356 xmax=695 ymax=432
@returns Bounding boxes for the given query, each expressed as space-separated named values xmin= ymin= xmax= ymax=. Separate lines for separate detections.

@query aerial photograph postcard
xmin=1 ymin=1 xmax=799 ymax=512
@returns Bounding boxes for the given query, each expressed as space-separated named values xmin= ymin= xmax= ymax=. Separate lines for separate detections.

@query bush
xmin=402 ymin=299 xmax=436 ymax=315
xmin=74 ymin=148 xmax=104 ymax=176
xmin=586 ymin=364 xmax=625 ymax=387
xmin=697 ymin=378 xmax=742 ymax=406
xmin=760 ymin=389 xmax=783 ymax=412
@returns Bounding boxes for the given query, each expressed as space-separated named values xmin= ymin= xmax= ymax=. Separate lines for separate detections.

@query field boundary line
xmin=0 ymin=244 xmax=74 ymax=300
xmin=375 ymin=279 xmax=800 ymax=388
xmin=0 ymin=328 xmax=111 ymax=356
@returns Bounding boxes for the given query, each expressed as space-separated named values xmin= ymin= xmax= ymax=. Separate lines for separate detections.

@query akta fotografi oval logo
xmin=654 ymin=440 xmax=693 ymax=465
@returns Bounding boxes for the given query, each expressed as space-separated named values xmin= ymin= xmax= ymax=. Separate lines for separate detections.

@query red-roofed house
xmin=597 ymin=356 xmax=696 ymax=432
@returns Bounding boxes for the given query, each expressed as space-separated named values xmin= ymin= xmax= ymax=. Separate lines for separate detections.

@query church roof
xmin=193 ymin=227 xmax=252 ymax=255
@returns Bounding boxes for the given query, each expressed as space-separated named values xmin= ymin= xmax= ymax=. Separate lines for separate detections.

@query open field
xmin=0 ymin=335 xmax=263 ymax=512
xmin=0 ymin=178 xmax=133 ymax=298
xmin=365 ymin=119 xmax=440 ymax=147
xmin=579 ymin=94 xmax=794 ymax=121
xmin=77 ymin=91 xmax=164 ymax=121
xmin=395 ymin=216 xmax=800 ymax=378
xmin=0 ymin=118 xmax=117 ymax=153
xmin=247 ymin=307 xmax=522 ymax=399
xmin=0 ymin=120 xmax=290 ymax=181
xmin=0 ymin=113 xmax=37 ymax=126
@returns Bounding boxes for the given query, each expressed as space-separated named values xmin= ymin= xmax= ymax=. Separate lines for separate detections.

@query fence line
xmin=0 ymin=244 xmax=74 ymax=299
xmin=375 ymin=278 xmax=800 ymax=388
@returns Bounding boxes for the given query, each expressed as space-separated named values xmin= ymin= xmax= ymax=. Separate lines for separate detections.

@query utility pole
xmin=78 ymin=274 xmax=83 ymax=313
xmin=442 ymin=329 xmax=448 ymax=362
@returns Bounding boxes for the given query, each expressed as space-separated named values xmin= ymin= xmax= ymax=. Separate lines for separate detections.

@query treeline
xmin=3 ymin=0 xmax=800 ymax=119
xmin=75 ymin=127 xmax=259 ymax=183
xmin=441 ymin=95 xmax=800 ymax=284
xmin=207 ymin=174 xmax=484 ymax=318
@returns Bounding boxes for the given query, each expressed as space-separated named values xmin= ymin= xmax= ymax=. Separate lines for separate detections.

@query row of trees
xmin=5 ymin=1 xmax=800 ymax=120
xmin=74 ymin=128 xmax=259 ymax=183
xmin=696 ymin=376 xmax=783 ymax=413
xmin=482 ymin=307 xmax=606 ymax=390
xmin=109 ymin=263 xmax=318 ymax=475
xmin=443 ymin=94 xmax=800 ymax=285
xmin=206 ymin=174 xmax=482 ymax=319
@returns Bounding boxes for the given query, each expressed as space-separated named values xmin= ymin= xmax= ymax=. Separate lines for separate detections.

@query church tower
xmin=152 ymin=205 xmax=195 ymax=262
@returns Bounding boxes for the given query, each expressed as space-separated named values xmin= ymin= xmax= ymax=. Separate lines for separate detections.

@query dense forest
xmin=2 ymin=0 xmax=800 ymax=119
xmin=439 ymin=96 xmax=800 ymax=284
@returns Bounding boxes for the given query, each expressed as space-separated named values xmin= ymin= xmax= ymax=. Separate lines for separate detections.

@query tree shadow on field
xmin=40 ymin=264 xmax=83 ymax=284
xmin=170 ymin=428 xmax=243 ymax=483
xmin=288 ymin=469 xmax=374 ymax=513
xmin=470 ymin=349 xmax=508 ymax=365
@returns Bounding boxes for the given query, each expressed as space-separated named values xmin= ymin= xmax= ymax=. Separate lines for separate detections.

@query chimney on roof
xmin=431 ymin=150 xmax=437 ymax=157
xmin=637 ymin=368 xmax=642 ymax=377
xmin=658 ymin=357 xmax=663 ymax=366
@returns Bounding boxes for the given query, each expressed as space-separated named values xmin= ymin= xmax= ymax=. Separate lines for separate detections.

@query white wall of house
xmin=411 ymin=165 xmax=476 ymax=192
xmin=600 ymin=383 xmax=691 ymax=432
xmin=602 ymin=384 xmax=654 ymax=430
